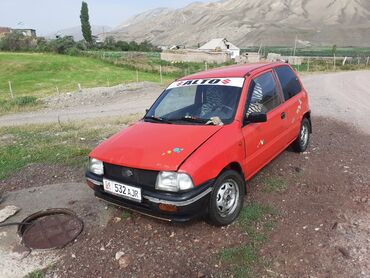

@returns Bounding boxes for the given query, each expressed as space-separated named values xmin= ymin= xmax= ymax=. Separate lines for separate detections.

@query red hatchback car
xmin=86 ymin=62 xmax=311 ymax=226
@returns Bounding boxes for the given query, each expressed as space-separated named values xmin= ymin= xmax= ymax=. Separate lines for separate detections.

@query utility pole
xmin=293 ymin=35 xmax=298 ymax=57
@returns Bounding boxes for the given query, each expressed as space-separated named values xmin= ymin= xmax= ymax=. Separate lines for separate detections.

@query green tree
xmin=332 ymin=44 xmax=337 ymax=55
xmin=80 ymin=1 xmax=93 ymax=45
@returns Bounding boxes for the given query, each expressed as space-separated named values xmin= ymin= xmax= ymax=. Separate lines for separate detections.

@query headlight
xmin=89 ymin=158 xmax=104 ymax=175
xmin=155 ymin=171 xmax=194 ymax=192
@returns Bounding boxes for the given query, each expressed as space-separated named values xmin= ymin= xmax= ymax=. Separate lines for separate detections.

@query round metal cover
xmin=18 ymin=208 xmax=83 ymax=250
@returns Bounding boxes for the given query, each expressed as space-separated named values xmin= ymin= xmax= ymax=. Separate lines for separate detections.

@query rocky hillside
xmin=105 ymin=0 xmax=370 ymax=47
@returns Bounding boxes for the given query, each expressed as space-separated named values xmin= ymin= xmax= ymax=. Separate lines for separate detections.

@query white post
xmin=333 ymin=54 xmax=336 ymax=71
xmin=342 ymin=57 xmax=347 ymax=66
xmin=293 ymin=35 xmax=297 ymax=57
xmin=136 ymin=70 xmax=139 ymax=83
xmin=56 ymin=86 xmax=59 ymax=94
xmin=307 ymin=58 xmax=310 ymax=72
xmin=8 ymin=81 xmax=14 ymax=99
xmin=78 ymin=83 xmax=82 ymax=92
xmin=358 ymin=57 xmax=360 ymax=65
xmin=366 ymin=57 xmax=369 ymax=67
xmin=205 ymin=62 xmax=208 ymax=71
xmin=159 ymin=65 xmax=163 ymax=84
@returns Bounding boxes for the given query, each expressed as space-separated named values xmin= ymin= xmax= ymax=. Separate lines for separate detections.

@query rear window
xmin=275 ymin=66 xmax=302 ymax=100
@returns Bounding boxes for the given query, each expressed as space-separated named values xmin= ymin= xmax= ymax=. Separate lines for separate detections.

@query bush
xmin=0 ymin=96 xmax=39 ymax=114
xmin=14 ymin=96 xmax=38 ymax=106
xmin=66 ymin=47 xmax=80 ymax=56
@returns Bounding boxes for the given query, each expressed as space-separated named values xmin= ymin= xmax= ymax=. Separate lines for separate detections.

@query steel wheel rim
xmin=216 ymin=179 xmax=239 ymax=217
xmin=300 ymin=123 xmax=309 ymax=147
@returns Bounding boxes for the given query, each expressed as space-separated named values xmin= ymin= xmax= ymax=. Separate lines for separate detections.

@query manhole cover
xmin=18 ymin=209 xmax=83 ymax=250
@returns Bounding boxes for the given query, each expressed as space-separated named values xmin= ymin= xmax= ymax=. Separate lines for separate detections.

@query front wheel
xmin=292 ymin=118 xmax=310 ymax=152
xmin=208 ymin=170 xmax=245 ymax=226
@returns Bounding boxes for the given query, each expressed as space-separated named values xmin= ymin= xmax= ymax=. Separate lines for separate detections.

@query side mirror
xmin=244 ymin=112 xmax=267 ymax=125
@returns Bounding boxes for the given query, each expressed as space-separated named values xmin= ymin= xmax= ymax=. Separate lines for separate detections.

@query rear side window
xmin=246 ymin=72 xmax=282 ymax=116
xmin=275 ymin=66 xmax=302 ymax=100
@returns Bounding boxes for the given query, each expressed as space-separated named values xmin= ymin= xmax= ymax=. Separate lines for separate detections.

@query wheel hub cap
xmin=216 ymin=180 xmax=239 ymax=217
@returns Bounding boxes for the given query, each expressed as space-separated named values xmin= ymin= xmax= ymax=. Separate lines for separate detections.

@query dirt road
xmin=1 ymin=71 xmax=369 ymax=133
xmin=0 ymin=82 xmax=163 ymax=127
xmin=303 ymin=71 xmax=370 ymax=134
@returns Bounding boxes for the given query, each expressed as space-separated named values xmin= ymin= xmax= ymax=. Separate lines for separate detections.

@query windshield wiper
xmin=167 ymin=117 xmax=209 ymax=124
xmin=143 ymin=116 xmax=172 ymax=124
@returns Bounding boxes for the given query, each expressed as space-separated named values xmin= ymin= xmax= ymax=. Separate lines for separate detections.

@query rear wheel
xmin=208 ymin=170 xmax=245 ymax=226
xmin=292 ymin=118 xmax=310 ymax=152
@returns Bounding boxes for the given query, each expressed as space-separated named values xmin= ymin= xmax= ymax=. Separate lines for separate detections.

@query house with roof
xmin=0 ymin=27 xmax=11 ymax=38
xmin=12 ymin=28 xmax=36 ymax=37
xmin=199 ymin=38 xmax=240 ymax=59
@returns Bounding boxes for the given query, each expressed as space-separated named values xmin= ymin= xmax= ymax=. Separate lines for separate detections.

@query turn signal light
xmin=86 ymin=180 xmax=95 ymax=189
xmin=159 ymin=203 xmax=178 ymax=212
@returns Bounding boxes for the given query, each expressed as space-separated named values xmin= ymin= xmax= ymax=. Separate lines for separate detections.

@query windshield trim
xmin=144 ymin=78 xmax=245 ymax=126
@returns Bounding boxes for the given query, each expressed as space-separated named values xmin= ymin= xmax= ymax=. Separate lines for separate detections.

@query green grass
xmin=220 ymin=203 xmax=276 ymax=277
xmin=0 ymin=52 xmax=171 ymax=101
xmin=84 ymin=50 xmax=233 ymax=77
xmin=0 ymin=115 xmax=140 ymax=180
xmin=0 ymin=96 xmax=40 ymax=114
xmin=25 ymin=263 xmax=55 ymax=278
xmin=121 ymin=210 xmax=132 ymax=220
xmin=261 ymin=177 xmax=287 ymax=193
xmin=25 ymin=269 xmax=45 ymax=278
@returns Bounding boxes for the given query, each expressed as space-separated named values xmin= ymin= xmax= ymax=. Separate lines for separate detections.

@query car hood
xmin=89 ymin=121 xmax=223 ymax=171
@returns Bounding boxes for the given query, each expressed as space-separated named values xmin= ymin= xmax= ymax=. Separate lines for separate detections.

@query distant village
xmin=160 ymin=38 xmax=264 ymax=65
xmin=0 ymin=25 xmax=302 ymax=65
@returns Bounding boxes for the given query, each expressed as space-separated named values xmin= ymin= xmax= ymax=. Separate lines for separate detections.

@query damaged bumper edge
xmin=85 ymin=171 xmax=214 ymax=222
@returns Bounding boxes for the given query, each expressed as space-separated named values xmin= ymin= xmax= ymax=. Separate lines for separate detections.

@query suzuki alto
xmin=86 ymin=62 xmax=311 ymax=226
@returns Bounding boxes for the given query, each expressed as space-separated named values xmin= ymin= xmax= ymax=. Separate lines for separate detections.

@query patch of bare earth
xmin=48 ymin=117 xmax=369 ymax=277
xmin=252 ymin=117 xmax=370 ymax=277
xmin=0 ymin=163 xmax=83 ymax=195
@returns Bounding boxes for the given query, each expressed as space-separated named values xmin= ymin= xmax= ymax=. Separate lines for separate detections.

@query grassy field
xmin=242 ymin=46 xmax=370 ymax=57
xmin=0 ymin=114 xmax=140 ymax=180
xmin=84 ymin=51 xmax=231 ymax=76
xmin=0 ymin=52 xmax=174 ymax=113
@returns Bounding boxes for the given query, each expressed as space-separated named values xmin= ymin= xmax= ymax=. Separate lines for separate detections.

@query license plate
xmin=103 ymin=179 xmax=142 ymax=202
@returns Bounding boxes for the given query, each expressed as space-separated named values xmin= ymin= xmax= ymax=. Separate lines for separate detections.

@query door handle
xmin=281 ymin=112 xmax=286 ymax=119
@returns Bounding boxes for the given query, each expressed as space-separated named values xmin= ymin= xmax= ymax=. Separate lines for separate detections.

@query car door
xmin=274 ymin=65 xmax=305 ymax=143
xmin=242 ymin=71 xmax=286 ymax=179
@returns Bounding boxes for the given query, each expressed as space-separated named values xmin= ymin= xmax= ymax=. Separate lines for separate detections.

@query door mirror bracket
xmin=244 ymin=112 xmax=267 ymax=125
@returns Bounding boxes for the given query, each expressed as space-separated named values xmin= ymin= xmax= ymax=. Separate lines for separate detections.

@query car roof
xmin=178 ymin=62 xmax=287 ymax=80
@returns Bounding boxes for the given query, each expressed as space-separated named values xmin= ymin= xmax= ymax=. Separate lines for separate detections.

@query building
xmin=0 ymin=27 xmax=11 ymax=38
xmin=12 ymin=29 xmax=37 ymax=37
xmin=161 ymin=49 xmax=231 ymax=64
xmin=0 ymin=27 xmax=37 ymax=38
xmin=235 ymin=52 xmax=261 ymax=64
xmin=199 ymin=38 xmax=240 ymax=59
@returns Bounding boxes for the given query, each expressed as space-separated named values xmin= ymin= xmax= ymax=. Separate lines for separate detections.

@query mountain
xmin=105 ymin=0 xmax=370 ymax=47
xmin=46 ymin=25 xmax=112 ymax=41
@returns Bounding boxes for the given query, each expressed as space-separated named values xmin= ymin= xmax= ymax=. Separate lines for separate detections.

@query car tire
xmin=208 ymin=170 xmax=245 ymax=226
xmin=292 ymin=117 xmax=310 ymax=152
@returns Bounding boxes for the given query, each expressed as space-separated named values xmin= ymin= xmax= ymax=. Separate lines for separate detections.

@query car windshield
xmin=145 ymin=78 xmax=244 ymax=125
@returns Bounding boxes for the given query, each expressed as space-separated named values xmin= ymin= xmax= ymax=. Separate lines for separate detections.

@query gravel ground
xmin=40 ymin=116 xmax=368 ymax=278
xmin=0 ymin=71 xmax=369 ymax=277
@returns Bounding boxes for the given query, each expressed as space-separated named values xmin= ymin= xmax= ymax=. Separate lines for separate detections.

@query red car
xmin=86 ymin=62 xmax=311 ymax=226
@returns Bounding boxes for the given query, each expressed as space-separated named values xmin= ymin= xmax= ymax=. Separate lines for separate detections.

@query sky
xmin=0 ymin=0 xmax=216 ymax=35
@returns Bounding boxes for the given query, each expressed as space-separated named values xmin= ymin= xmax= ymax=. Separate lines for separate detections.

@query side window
xmin=275 ymin=66 xmax=302 ymax=100
xmin=246 ymin=72 xmax=282 ymax=116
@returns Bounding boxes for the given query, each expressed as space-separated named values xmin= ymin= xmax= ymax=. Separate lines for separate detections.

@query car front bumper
xmin=86 ymin=171 xmax=214 ymax=222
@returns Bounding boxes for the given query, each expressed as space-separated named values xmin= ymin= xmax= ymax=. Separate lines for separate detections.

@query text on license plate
xmin=103 ymin=179 xmax=142 ymax=202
